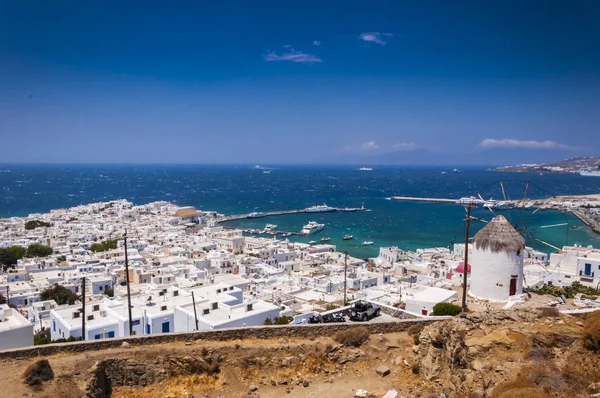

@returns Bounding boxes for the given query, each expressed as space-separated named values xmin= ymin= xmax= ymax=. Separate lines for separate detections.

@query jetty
xmin=217 ymin=206 xmax=367 ymax=223
xmin=391 ymin=196 xmax=457 ymax=203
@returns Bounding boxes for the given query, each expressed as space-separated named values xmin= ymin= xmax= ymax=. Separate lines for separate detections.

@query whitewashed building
xmin=470 ymin=215 xmax=525 ymax=302
xmin=0 ymin=304 xmax=34 ymax=350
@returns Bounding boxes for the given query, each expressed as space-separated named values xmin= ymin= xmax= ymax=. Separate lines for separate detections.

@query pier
xmin=391 ymin=196 xmax=457 ymax=203
xmin=217 ymin=207 xmax=367 ymax=223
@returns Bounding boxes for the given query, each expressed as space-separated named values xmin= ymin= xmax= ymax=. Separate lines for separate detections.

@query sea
xmin=1 ymin=164 xmax=599 ymax=259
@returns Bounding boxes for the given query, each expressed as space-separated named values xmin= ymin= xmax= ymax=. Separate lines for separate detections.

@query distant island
xmin=494 ymin=156 xmax=600 ymax=174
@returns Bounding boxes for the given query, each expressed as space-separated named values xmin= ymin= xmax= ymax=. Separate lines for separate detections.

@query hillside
xmin=495 ymin=156 xmax=600 ymax=173
xmin=2 ymin=308 xmax=599 ymax=398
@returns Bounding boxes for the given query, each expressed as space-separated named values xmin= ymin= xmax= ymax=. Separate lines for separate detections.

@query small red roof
xmin=456 ymin=263 xmax=471 ymax=273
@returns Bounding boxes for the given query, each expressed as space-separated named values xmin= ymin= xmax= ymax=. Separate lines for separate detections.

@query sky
xmin=1 ymin=0 xmax=599 ymax=165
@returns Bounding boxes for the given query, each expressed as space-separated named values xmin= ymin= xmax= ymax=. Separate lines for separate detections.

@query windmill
xmin=461 ymin=180 xmax=574 ymax=291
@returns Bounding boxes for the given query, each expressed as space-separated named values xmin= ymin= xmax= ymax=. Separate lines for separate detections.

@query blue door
xmin=162 ymin=321 xmax=170 ymax=333
xmin=585 ymin=263 xmax=592 ymax=276
xmin=147 ymin=324 xmax=151 ymax=335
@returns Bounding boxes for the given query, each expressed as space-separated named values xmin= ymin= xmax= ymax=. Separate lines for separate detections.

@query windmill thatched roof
xmin=473 ymin=215 xmax=525 ymax=253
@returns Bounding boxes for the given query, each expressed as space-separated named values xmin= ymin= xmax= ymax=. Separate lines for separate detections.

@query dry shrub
xmin=538 ymin=307 xmax=560 ymax=318
xmin=525 ymin=347 xmax=552 ymax=361
xmin=407 ymin=323 xmax=426 ymax=345
xmin=411 ymin=362 xmax=420 ymax=374
xmin=583 ymin=310 xmax=600 ymax=352
xmin=333 ymin=327 xmax=370 ymax=347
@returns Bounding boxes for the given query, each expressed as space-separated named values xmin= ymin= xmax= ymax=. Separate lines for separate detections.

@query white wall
xmin=470 ymin=245 xmax=524 ymax=302
xmin=0 ymin=323 xmax=33 ymax=350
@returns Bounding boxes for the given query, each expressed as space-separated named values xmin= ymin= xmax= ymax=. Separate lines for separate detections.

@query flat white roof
xmin=0 ymin=305 xmax=32 ymax=331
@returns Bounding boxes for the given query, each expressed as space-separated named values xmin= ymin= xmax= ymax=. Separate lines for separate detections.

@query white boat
xmin=580 ymin=170 xmax=600 ymax=177
xmin=263 ymin=170 xmax=271 ymax=174
xmin=483 ymin=200 xmax=513 ymax=210
xmin=320 ymin=236 xmax=331 ymax=242
xmin=264 ymin=224 xmax=277 ymax=233
xmin=301 ymin=221 xmax=325 ymax=235
xmin=362 ymin=241 xmax=373 ymax=246
xmin=359 ymin=167 xmax=373 ymax=171
xmin=456 ymin=197 xmax=484 ymax=206
xmin=343 ymin=234 xmax=353 ymax=240
xmin=305 ymin=204 xmax=337 ymax=213
xmin=308 ymin=240 xmax=317 ymax=245
xmin=453 ymin=168 xmax=460 ymax=173
xmin=248 ymin=211 xmax=266 ymax=218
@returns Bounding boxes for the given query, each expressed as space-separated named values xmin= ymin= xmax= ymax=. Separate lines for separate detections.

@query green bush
xmin=263 ymin=315 xmax=292 ymax=325
xmin=105 ymin=288 xmax=114 ymax=298
xmin=531 ymin=282 xmax=600 ymax=299
xmin=432 ymin=302 xmax=462 ymax=316
xmin=89 ymin=239 xmax=118 ymax=253
xmin=25 ymin=220 xmax=51 ymax=230
xmin=40 ymin=285 xmax=79 ymax=305
xmin=25 ymin=244 xmax=53 ymax=258
xmin=333 ymin=327 xmax=370 ymax=347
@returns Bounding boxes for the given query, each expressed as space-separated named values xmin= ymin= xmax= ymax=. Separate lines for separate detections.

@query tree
xmin=24 ymin=220 xmax=51 ymax=230
xmin=89 ymin=239 xmax=118 ymax=253
xmin=40 ymin=285 xmax=79 ymax=305
xmin=25 ymin=244 xmax=53 ymax=258
xmin=0 ymin=246 xmax=27 ymax=270
xmin=105 ymin=288 xmax=114 ymax=298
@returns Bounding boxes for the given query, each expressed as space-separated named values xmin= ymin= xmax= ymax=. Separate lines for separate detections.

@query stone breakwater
xmin=0 ymin=319 xmax=445 ymax=360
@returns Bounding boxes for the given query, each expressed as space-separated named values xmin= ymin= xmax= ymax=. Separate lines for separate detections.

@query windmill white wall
xmin=470 ymin=244 xmax=524 ymax=302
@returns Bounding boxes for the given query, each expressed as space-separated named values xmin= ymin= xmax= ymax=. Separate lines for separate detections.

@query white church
xmin=469 ymin=215 xmax=526 ymax=302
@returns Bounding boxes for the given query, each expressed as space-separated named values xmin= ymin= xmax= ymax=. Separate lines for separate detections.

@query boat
xmin=282 ymin=232 xmax=292 ymax=237
xmin=248 ymin=211 xmax=266 ymax=218
xmin=309 ymin=240 xmax=316 ymax=245
xmin=362 ymin=241 xmax=373 ymax=246
xmin=343 ymin=235 xmax=353 ymax=240
xmin=263 ymin=170 xmax=271 ymax=174
xmin=359 ymin=167 xmax=373 ymax=171
xmin=264 ymin=224 xmax=277 ymax=233
xmin=341 ymin=207 xmax=358 ymax=212
xmin=456 ymin=197 xmax=485 ymax=206
xmin=483 ymin=200 xmax=513 ymax=210
xmin=301 ymin=221 xmax=325 ymax=235
xmin=453 ymin=168 xmax=461 ymax=173
xmin=320 ymin=236 xmax=331 ymax=242
xmin=580 ymin=170 xmax=600 ymax=177
xmin=305 ymin=204 xmax=337 ymax=213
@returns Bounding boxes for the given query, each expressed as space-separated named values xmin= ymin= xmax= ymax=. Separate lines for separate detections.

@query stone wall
xmin=0 ymin=319 xmax=444 ymax=360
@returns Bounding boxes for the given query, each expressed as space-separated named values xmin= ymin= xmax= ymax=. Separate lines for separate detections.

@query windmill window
xmin=516 ymin=250 xmax=521 ymax=256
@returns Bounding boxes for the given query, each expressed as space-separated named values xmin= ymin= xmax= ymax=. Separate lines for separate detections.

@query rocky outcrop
xmin=414 ymin=308 xmax=582 ymax=396
xmin=22 ymin=359 xmax=54 ymax=386
xmin=86 ymin=354 xmax=222 ymax=398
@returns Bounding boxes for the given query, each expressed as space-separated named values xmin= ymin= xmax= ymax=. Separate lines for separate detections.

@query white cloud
xmin=344 ymin=141 xmax=418 ymax=154
xmin=479 ymin=138 xmax=574 ymax=150
xmin=313 ymin=40 xmax=321 ymax=46
xmin=361 ymin=141 xmax=380 ymax=150
xmin=264 ymin=46 xmax=322 ymax=63
xmin=359 ymin=32 xmax=393 ymax=45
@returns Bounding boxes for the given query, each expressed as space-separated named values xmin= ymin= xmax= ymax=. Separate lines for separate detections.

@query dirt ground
xmin=0 ymin=331 xmax=438 ymax=398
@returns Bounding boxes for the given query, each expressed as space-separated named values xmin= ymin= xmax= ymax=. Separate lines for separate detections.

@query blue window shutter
xmin=95 ymin=334 xmax=101 ymax=340
xmin=53 ymin=321 xmax=56 ymax=332
xmin=108 ymin=331 xmax=115 ymax=338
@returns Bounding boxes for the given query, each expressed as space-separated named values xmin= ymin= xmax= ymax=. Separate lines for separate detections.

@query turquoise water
xmin=1 ymin=164 xmax=599 ymax=258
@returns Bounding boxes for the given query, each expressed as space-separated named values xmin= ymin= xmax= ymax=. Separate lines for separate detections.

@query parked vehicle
xmin=322 ymin=312 xmax=345 ymax=323
xmin=307 ymin=314 xmax=322 ymax=324
xmin=349 ymin=301 xmax=381 ymax=321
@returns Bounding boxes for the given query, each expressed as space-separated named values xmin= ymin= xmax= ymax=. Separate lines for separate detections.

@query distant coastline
xmin=493 ymin=156 xmax=600 ymax=174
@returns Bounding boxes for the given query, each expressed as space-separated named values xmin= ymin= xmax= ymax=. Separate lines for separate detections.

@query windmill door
xmin=509 ymin=276 xmax=518 ymax=296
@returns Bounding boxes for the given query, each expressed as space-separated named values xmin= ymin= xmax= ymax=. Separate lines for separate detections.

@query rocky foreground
xmin=3 ymin=308 xmax=599 ymax=398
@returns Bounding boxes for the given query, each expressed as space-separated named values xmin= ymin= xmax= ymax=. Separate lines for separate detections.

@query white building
xmin=470 ymin=215 xmax=525 ymax=302
xmin=0 ymin=304 xmax=34 ymax=350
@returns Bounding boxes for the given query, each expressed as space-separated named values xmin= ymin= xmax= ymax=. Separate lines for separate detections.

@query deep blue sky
xmin=1 ymin=1 xmax=599 ymax=165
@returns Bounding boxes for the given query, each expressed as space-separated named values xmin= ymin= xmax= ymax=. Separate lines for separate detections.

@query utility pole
xmin=191 ymin=291 xmax=199 ymax=331
xmin=461 ymin=206 xmax=473 ymax=312
xmin=124 ymin=230 xmax=133 ymax=336
xmin=81 ymin=277 xmax=86 ymax=340
xmin=343 ymin=251 xmax=348 ymax=305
